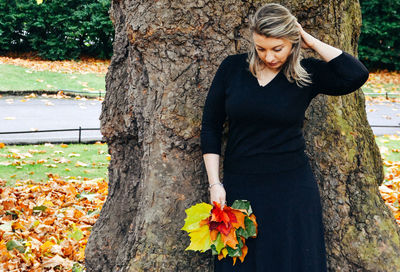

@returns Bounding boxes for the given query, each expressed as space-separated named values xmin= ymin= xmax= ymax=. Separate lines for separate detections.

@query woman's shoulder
xmin=221 ymin=52 xmax=248 ymax=63
xmin=215 ymin=52 xmax=248 ymax=76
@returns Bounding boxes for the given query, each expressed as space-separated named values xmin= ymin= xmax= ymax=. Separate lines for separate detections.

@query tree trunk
xmin=84 ymin=0 xmax=400 ymax=271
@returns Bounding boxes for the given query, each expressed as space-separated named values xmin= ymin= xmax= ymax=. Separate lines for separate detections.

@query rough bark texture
xmin=84 ymin=0 xmax=400 ymax=271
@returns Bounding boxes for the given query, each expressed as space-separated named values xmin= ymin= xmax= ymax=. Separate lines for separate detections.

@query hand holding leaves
xmin=181 ymin=200 xmax=258 ymax=265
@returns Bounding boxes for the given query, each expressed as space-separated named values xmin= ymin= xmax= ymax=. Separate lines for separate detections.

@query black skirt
xmin=214 ymin=160 xmax=328 ymax=272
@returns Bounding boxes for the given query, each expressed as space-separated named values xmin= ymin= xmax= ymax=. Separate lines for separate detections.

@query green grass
xmin=375 ymin=135 xmax=400 ymax=176
xmin=0 ymin=142 xmax=109 ymax=186
xmin=0 ymin=136 xmax=397 ymax=188
xmin=0 ymin=64 xmax=106 ymax=94
xmin=362 ymin=83 xmax=400 ymax=96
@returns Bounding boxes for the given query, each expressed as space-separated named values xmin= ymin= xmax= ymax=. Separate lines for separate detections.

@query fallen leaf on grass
xmin=41 ymin=254 xmax=74 ymax=269
xmin=0 ymin=54 xmax=109 ymax=74
xmin=0 ymin=173 xmax=108 ymax=270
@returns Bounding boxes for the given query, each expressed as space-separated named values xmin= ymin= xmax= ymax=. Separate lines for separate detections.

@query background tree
xmin=0 ymin=0 xmax=114 ymax=60
xmin=84 ymin=0 xmax=400 ymax=271
xmin=359 ymin=0 xmax=400 ymax=71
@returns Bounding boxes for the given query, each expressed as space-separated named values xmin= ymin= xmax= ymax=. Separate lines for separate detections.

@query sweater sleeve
xmin=200 ymin=56 xmax=231 ymax=155
xmin=306 ymin=51 xmax=370 ymax=98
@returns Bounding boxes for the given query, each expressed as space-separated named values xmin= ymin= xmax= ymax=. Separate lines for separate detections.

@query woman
xmin=200 ymin=2 xmax=369 ymax=272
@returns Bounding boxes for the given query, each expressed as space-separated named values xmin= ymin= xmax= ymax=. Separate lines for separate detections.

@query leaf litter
xmin=0 ymin=173 xmax=107 ymax=271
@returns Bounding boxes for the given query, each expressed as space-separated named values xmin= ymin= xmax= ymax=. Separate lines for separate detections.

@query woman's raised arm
xmin=297 ymin=22 xmax=369 ymax=97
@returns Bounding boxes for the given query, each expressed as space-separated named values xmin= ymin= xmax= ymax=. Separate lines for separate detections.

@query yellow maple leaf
xmin=181 ymin=202 xmax=212 ymax=232
xmin=185 ymin=224 xmax=212 ymax=252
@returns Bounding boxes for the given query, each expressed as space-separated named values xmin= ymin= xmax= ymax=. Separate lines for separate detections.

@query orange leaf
xmin=210 ymin=229 xmax=219 ymax=241
xmin=74 ymin=209 xmax=85 ymax=219
xmin=199 ymin=217 xmax=209 ymax=227
xmin=239 ymin=244 xmax=248 ymax=263
xmin=11 ymin=221 xmax=25 ymax=231
xmin=218 ymin=247 xmax=228 ymax=260
xmin=221 ymin=226 xmax=238 ymax=249
xmin=230 ymin=210 xmax=246 ymax=229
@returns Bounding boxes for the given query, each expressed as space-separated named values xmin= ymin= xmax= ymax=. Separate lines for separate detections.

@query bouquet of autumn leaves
xmin=181 ymin=200 xmax=258 ymax=265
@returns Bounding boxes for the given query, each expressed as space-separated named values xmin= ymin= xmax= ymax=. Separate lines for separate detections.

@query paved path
xmin=366 ymin=101 xmax=400 ymax=135
xmin=0 ymin=95 xmax=103 ymax=144
xmin=0 ymin=95 xmax=399 ymax=144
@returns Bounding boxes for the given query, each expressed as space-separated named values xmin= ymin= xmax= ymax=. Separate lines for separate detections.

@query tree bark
xmin=84 ymin=0 xmax=400 ymax=271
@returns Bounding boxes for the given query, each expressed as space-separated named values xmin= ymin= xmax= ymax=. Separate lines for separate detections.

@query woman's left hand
xmin=296 ymin=22 xmax=317 ymax=49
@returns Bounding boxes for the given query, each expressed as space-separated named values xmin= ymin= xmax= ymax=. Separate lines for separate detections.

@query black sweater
xmin=200 ymin=51 xmax=369 ymax=174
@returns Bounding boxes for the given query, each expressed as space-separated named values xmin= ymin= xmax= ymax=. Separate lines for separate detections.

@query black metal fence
xmin=364 ymin=92 xmax=400 ymax=99
xmin=1 ymin=91 xmax=400 ymax=145
xmin=58 ymin=89 xmax=105 ymax=99
xmin=0 ymin=89 xmax=105 ymax=100
xmin=0 ymin=127 xmax=101 ymax=144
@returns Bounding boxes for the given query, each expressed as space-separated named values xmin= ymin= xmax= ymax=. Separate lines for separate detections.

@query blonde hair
xmin=247 ymin=3 xmax=312 ymax=88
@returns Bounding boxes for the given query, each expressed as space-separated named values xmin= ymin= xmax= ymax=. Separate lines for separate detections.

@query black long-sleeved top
xmin=200 ymin=51 xmax=369 ymax=174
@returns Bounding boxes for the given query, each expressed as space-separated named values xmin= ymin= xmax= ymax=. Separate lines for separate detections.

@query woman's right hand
xmin=209 ymin=183 xmax=226 ymax=208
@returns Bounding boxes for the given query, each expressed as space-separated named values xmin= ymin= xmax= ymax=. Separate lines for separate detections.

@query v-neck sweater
xmin=200 ymin=51 xmax=369 ymax=174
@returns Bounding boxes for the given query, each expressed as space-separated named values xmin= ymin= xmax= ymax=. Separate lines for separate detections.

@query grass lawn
xmin=375 ymin=135 xmax=400 ymax=182
xmin=0 ymin=142 xmax=109 ymax=186
xmin=0 ymin=136 xmax=397 ymax=186
xmin=0 ymin=64 xmax=105 ymax=95
xmin=362 ymin=70 xmax=400 ymax=99
xmin=376 ymin=135 xmax=400 ymax=164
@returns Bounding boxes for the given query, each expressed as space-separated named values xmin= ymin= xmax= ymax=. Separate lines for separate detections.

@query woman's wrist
xmin=208 ymin=181 xmax=224 ymax=190
xmin=310 ymin=38 xmax=343 ymax=62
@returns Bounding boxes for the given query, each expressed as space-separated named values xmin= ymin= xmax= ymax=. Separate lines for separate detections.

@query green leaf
xmin=33 ymin=205 xmax=47 ymax=212
xmin=226 ymin=245 xmax=242 ymax=257
xmin=6 ymin=240 xmax=26 ymax=253
xmin=6 ymin=210 xmax=19 ymax=219
xmin=72 ymin=262 xmax=84 ymax=272
xmin=236 ymin=227 xmax=249 ymax=239
xmin=76 ymin=191 xmax=98 ymax=202
xmin=231 ymin=200 xmax=253 ymax=215
xmin=237 ymin=236 xmax=243 ymax=249
xmin=181 ymin=202 xmax=212 ymax=232
xmin=210 ymin=244 xmax=218 ymax=255
xmin=244 ymin=216 xmax=256 ymax=237
xmin=211 ymin=232 xmax=225 ymax=254
xmin=68 ymin=225 xmax=84 ymax=241
xmin=87 ymin=209 xmax=100 ymax=216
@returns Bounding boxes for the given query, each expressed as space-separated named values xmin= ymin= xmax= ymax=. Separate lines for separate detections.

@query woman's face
xmin=252 ymin=32 xmax=293 ymax=71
